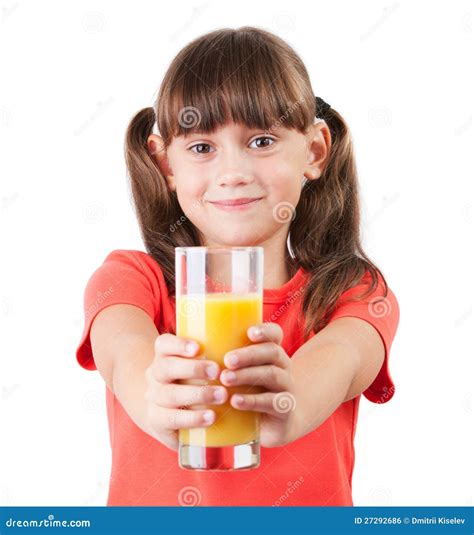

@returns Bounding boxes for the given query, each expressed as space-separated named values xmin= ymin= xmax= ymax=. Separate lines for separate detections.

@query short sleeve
xmin=328 ymin=270 xmax=400 ymax=404
xmin=76 ymin=250 xmax=161 ymax=371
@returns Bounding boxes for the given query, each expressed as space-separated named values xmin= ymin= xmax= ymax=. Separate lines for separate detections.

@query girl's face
xmin=148 ymin=120 xmax=331 ymax=248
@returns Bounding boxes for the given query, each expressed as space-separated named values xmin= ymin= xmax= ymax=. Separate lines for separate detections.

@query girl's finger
xmin=154 ymin=333 xmax=201 ymax=359
xmin=224 ymin=342 xmax=288 ymax=370
xmin=155 ymin=406 xmax=217 ymax=431
xmin=247 ymin=322 xmax=283 ymax=345
xmin=220 ymin=364 xmax=289 ymax=392
xmin=151 ymin=383 xmax=228 ymax=408
xmin=149 ymin=356 xmax=220 ymax=383
xmin=230 ymin=391 xmax=297 ymax=415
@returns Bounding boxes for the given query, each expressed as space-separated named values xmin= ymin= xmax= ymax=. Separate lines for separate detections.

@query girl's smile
xmin=208 ymin=196 xmax=264 ymax=211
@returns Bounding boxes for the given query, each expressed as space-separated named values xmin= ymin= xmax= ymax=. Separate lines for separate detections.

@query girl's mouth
xmin=209 ymin=197 xmax=263 ymax=212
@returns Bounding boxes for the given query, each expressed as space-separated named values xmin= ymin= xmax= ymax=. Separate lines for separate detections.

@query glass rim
xmin=175 ymin=246 xmax=263 ymax=254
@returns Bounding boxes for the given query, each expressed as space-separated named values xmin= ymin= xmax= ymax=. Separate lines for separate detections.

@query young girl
xmin=76 ymin=26 xmax=399 ymax=506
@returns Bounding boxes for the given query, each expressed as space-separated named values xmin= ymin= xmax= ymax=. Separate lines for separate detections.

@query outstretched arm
xmin=221 ymin=316 xmax=384 ymax=447
xmin=289 ymin=316 xmax=385 ymax=441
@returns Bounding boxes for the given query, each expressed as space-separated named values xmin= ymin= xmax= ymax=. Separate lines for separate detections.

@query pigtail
xmin=124 ymin=107 xmax=200 ymax=292
xmin=125 ymin=107 xmax=168 ymax=211
xmin=291 ymin=103 xmax=389 ymax=340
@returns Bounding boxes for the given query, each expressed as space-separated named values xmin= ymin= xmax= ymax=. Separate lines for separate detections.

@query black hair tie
xmin=315 ymin=96 xmax=331 ymax=118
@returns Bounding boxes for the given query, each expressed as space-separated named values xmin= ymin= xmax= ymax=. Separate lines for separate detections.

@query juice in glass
xmin=175 ymin=246 xmax=263 ymax=470
xmin=176 ymin=292 xmax=263 ymax=448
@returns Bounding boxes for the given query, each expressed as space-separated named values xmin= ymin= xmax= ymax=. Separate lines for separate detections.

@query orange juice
xmin=176 ymin=292 xmax=263 ymax=448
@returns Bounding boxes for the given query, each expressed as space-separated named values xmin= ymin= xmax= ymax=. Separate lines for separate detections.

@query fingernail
xmin=224 ymin=371 xmax=236 ymax=383
xmin=203 ymin=411 xmax=214 ymax=423
xmin=226 ymin=353 xmax=239 ymax=366
xmin=233 ymin=395 xmax=244 ymax=405
xmin=206 ymin=364 xmax=218 ymax=379
xmin=186 ymin=341 xmax=198 ymax=355
xmin=213 ymin=388 xmax=225 ymax=402
xmin=249 ymin=327 xmax=262 ymax=338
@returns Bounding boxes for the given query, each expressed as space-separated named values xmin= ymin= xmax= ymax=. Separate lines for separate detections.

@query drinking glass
xmin=175 ymin=246 xmax=264 ymax=470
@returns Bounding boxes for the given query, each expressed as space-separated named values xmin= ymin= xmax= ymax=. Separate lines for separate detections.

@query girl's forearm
xmin=111 ymin=333 xmax=157 ymax=438
xmin=289 ymin=342 xmax=359 ymax=443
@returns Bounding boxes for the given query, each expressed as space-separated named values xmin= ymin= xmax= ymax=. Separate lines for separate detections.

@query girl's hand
xmin=144 ymin=333 xmax=229 ymax=451
xmin=219 ymin=323 xmax=298 ymax=448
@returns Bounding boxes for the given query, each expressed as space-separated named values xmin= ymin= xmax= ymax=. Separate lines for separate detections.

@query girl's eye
xmin=249 ymin=136 xmax=275 ymax=149
xmin=188 ymin=136 xmax=275 ymax=155
xmin=189 ymin=143 xmax=214 ymax=154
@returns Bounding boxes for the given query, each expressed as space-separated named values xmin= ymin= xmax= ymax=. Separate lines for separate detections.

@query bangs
xmin=156 ymin=27 xmax=315 ymax=144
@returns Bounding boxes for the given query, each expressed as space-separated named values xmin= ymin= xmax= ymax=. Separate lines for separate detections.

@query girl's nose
xmin=216 ymin=171 xmax=253 ymax=187
xmin=215 ymin=147 xmax=254 ymax=187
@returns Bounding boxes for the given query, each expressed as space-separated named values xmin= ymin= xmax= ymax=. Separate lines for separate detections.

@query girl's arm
xmin=90 ymin=304 xmax=159 ymax=437
xmin=89 ymin=303 xmax=230 ymax=450
xmin=289 ymin=316 xmax=385 ymax=441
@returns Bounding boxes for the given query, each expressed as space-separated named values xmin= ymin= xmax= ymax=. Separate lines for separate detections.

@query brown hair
xmin=124 ymin=26 xmax=388 ymax=340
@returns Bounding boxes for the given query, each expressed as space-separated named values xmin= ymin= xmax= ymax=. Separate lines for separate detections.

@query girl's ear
xmin=303 ymin=122 xmax=332 ymax=180
xmin=147 ymin=134 xmax=176 ymax=191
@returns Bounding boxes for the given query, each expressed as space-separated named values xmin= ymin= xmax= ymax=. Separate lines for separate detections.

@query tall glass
xmin=175 ymin=246 xmax=264 ymax=470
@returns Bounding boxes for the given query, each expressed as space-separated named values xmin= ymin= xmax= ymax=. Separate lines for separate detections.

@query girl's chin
xmin=206 ymin=233 xmax=268 ymax=247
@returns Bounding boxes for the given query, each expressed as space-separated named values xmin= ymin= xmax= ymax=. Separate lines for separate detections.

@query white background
xmin=0 ymin=0 xmax=472 ymax=506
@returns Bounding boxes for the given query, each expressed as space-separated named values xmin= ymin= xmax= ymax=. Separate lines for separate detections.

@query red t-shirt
xmin=76 ymin=249 xmax=400 ymax=506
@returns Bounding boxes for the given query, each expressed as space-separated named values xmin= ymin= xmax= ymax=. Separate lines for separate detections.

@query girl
xmin=76 ymin=26 xmax=399 ymax=506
